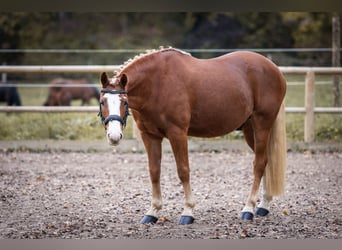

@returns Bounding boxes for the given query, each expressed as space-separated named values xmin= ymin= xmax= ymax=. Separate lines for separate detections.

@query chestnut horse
xmin=44 ymin=78 xmax=100 ymax=106
xmin=98 ymin=47 xmax=287 ymax=225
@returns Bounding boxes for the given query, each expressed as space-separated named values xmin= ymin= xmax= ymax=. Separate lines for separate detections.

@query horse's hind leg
xmin=140 ymin=133 xmax=163 ymax=224
xmin=255 ymin=177 xmax=272 ymax=216
xmin=241 ymin=120 xmax=272 ymax=218
xmin=241 ymin=117 xmax=273 ymax=220
xmin=168 ymin=133 xmax=195 ymax=225
xmin=242 ymin=119 xmax=254 ymax=150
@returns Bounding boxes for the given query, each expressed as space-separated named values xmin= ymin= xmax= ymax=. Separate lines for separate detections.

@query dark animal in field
xmin=44 ymin=78 xmax=100 ymax=106
xmin=0 ymin=83 xmax=21 ymax=106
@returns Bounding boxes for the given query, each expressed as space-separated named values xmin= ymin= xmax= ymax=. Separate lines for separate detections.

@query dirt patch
xmin=0 ymin=141 xmax=341 ymax=239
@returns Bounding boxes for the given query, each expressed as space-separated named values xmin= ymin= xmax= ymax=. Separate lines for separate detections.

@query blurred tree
xmin=284 ymin=13 xmax=331 ymax=48
xmin=281 ymin=12 xmax=332 ymax=65
xmin=182 ymin=13 xmax=243 ymax=57
xmin=0 ymin=13 xmax=25 ymax=64
xmin=0 ymin=12 xmax=336 ymax=67
xmin=237 ymin=13 xmax=294 ymax=48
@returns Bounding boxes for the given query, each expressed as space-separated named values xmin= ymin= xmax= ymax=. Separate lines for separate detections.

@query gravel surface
xmin=0 ymin=141 xmax=341 ymax=239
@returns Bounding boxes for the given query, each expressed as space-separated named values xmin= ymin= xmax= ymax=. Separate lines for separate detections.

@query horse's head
xmin=43 ymin=91 xmax=59 ymax=106
xmin=99 ymin=72 xmax=129 ymax=146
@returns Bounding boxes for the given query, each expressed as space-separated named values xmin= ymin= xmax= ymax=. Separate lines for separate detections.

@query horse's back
xmin=218 ymin=51 xmax=286 ymax=117
xmin=207 ymin=51 xmax=284 ymax=84
xmin=179 ymin=51 xmax=285 ymax=90
xmin=226 ymin=51 xmax=286 ymax=113
xmin=188 ymin=51 xmax=286 ymax=110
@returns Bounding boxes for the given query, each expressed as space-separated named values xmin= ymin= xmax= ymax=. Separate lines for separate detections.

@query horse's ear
xmin=100 ymin=72 xmax=109 ymax=88
xmin=119 ymin=74 xmax=128 ymax=88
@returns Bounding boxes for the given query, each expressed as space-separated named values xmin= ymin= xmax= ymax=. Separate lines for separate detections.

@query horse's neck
xmin=126 ymin=52 xmax=180 ymax=111
xmin=126 ymin=78 xmax=152 ymax=112
xmin=125 ymin=70 xmax=156 ymax=112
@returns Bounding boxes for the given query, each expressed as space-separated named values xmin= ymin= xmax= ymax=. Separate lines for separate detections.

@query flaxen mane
xmin=114 ymin=46 xmax=191 ymax=76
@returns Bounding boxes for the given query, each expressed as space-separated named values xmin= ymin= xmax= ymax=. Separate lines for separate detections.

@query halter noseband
xmin=98 ymin=88 xmax=129 ymax=127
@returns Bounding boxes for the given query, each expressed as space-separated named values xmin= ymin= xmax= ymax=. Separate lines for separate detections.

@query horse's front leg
xmin=140 ymin=132 xmax=163 ymax=224
xmin=169 ymin=133 xmax=195 ymax=225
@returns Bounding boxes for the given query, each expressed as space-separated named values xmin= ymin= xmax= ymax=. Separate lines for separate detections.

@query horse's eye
xmin=100 ymin=101 xmax=104 ymax=105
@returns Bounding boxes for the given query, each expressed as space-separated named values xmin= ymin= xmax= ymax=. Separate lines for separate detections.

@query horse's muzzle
xmin=107 ymin=131 xmax=123 ymax=146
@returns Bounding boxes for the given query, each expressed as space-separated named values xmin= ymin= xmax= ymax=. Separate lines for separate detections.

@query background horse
xmin=44 ymin=78 xmax=100 ymax=106
xmin=0 ymin=83 xmax=21 ymax=106
xmin=99 ymin=47 xmax=287 ymax=225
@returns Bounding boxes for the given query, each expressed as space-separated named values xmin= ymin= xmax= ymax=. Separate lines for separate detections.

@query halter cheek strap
xmin=98 ymin=88 xmax=129 ymax=127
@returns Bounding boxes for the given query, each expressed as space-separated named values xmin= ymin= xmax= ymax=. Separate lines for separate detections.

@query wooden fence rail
xmin=1 ymin=65 xmax=342 ymax=143
xmin=0 ymin=65 xmax=120 ymax=73
xmin=1 ymin=65 xmax=342 ymax=74
xmin=1 ymin=106 xmax=342 ymax=114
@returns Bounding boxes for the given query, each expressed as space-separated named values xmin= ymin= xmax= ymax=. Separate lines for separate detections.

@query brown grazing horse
xmin=98 ymin=47 xmax=287 ymax=225
xmin=44 ymin=78 xmax=100 ymax=106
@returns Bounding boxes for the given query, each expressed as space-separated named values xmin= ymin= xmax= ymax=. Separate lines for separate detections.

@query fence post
xmin=304 ymin=70 xmax=315 ymax=143
xmin=332 ymin=13 xmax=341 ymax=107
xmin=1 ymin=62 xmax=7 ymax=83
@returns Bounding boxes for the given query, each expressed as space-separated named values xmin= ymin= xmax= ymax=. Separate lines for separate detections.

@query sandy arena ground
xmin=0 ymin=140 xmax=341 ymax=239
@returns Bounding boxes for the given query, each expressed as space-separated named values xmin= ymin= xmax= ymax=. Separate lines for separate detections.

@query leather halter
xmin=98 ymin=88 xmax=129 ymax=127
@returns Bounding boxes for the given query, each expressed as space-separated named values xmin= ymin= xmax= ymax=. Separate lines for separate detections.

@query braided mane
xmin=114 ymin=46 xmax=191 ymax=75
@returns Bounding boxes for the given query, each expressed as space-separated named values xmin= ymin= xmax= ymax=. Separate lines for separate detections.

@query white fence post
xmin=304 ymin=70 xmax=315 ymax=143
xmin=1 ymin=62 xmax=6 ymax=83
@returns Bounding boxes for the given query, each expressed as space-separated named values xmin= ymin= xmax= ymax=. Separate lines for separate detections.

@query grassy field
xmin=0 ymin=74 xmax=341 ymax=142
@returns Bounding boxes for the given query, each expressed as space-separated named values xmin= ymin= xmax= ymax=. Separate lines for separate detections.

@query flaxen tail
xmin=265 ymin=101 xmax=287 ymax=196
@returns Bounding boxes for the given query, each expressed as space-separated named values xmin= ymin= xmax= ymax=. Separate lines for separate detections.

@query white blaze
xmin=104 ymin=93 xmax=123 ymax=145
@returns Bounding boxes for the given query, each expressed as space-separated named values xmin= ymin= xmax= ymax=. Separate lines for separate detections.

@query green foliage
xmin=0 ymin=113 xmax=97 ymax=140
xmin=283 ymin=74 xmax=342 ymax=141
xmin=316 ymin=115 xmax=342 ymax=141
xmin=0 ymin=112 xmax=133 ymax=141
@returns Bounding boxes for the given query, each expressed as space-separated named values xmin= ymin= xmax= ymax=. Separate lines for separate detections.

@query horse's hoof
xmin=255 ymin=207 xmax=269 ymax=217
xmin=179 ymin=216 xmax=194 ymax=225
xmin=141 ymin=215 xmax=158 ymax=224
xmin=241 ymin=212 xmax=254 ymax=221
